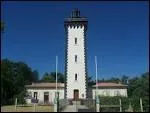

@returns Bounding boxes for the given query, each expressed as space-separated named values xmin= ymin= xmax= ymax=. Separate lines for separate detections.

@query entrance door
xmin=74 ymin=89 xmax=79 ymax=100
xmin=44 ymin=92 xmax=49 ymax=104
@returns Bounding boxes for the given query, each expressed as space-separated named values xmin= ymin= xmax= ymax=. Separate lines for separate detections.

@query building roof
xmin=25 ymin=82 xmax=127 ymax=89
xmin=92 ymin=82 xmax=128 ymax=88
xmin=25 ymin=82 xmax=64 ymax=88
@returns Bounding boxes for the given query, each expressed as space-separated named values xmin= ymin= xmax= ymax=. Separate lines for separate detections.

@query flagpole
xmin=95 ymin=56 xmax=100 ymax=112
xmin=56 ymin=56 xmax=58 ymax=94
xmin=55 ymin=55 xmax=58 ymax=112
xmin=95 ymin=56 xmax=98 ymax=96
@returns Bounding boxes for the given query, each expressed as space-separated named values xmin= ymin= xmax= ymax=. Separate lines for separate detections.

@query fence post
xmin=140 ymin=98 xmax=143 ymax=112
xmin=119 ymin=98 xmax=122 ymax=112
xmin=15 ymin=98 xmax=17 ymax=111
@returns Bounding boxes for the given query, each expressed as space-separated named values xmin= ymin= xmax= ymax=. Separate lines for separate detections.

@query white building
xmin=92 ymin=82 xmax=128 ymax=99
xmin=25 ymin=83 xmax=64 ymax=105
xmin=64 ymin=9 xmax=88 ymax=100
xmin=25 ymin=82 xmax=128 ymax=104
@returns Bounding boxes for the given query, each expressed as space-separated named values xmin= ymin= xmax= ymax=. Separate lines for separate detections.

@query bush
xmin=98 ymin=96 xmax=149 ymax=112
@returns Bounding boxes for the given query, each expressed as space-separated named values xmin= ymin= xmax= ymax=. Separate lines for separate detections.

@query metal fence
xmin=58 ymin=99 xmax=69 ymax=112
xmin=81 ymin=98 xmax=96 ymax=111
xmin=1 ymin=104 xmax=54 ymax=112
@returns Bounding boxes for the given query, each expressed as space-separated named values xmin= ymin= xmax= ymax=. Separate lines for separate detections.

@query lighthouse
xmin=64 ymin=9 xmax=88 ymax=99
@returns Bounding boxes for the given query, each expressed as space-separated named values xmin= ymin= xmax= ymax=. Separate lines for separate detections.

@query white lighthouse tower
xmin=64 ymin=9 xmax=88 ymax=100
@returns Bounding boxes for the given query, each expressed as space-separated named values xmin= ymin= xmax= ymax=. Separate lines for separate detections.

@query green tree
xmin=42 ymin=72 xmax=55 ymax=82
xmin=1 ymin=59 xmax=39 ymax=105
xmin=41 ymin=72 xmax=65 ymax=83
xmin=88 ymin=76 xmax=95 ymax=87
xmin=105 ymin=77 xmax=120 ymax=83
xmin=121 ymin=75 xmax=129 ymax=85
xmin=128 ymin=72 xmax=149 ymax=97
xmin=32 ymin=70 xmax=39 ymax=82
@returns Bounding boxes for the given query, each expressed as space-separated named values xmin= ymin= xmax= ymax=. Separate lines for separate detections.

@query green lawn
xmin=1 ymin=105 xmax=54 ymax=112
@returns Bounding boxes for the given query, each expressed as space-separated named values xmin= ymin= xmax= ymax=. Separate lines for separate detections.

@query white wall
xmin=66 ymin=26 xmax=86 ymax=99
xmin=26 ymin=88 xmax=64 ymax=104
xmin=92 ymin=88 xmax=128 ymax=99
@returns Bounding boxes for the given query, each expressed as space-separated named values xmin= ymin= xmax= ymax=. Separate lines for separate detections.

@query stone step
xmin=72 ymin=101 xmax=81 ymax=105
xmin=78 ymin=109 xmax=95 ymax=112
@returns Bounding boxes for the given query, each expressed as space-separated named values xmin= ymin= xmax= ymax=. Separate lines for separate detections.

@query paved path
xmin=61 ymin=105 xmax=89 ymax=112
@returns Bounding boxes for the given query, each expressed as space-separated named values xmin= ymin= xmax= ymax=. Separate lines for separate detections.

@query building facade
xmin=25 ymin=83 xmax=64 ymax=105
xmin=25 ymin=82 xmax=128 ymax=104
xmin=92 ymin=82 xmax=128 ymax=99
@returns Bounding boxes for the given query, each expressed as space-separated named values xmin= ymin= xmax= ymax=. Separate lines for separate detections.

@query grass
xmin=1 ymin=104 xmax=54 ymax=112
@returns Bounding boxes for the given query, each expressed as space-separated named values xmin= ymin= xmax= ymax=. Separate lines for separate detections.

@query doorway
xmin=44 ymin=92 xmax=49 ymax=104
xmin=73 ymin=89 xmax=79 ymax=100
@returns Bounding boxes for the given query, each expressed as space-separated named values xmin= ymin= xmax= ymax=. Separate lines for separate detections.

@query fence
xmin=58 ymin=99 xmax=69 ymax=112
xmin=99 ymin=100 xmax=122 ymax=112
xmin=1 ymin=104 xmax=54 ymax=112
xmin=98 ymin=97 xmax=149 ymax=112
xmin=81 ymin=98 xmax=96 ymax=111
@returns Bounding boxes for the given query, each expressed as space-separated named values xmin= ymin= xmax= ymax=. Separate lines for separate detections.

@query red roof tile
xmin=93 ymin=82 xmax=128 ymax=87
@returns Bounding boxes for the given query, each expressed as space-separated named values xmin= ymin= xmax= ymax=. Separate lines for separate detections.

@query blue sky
xmin=1 ymin=1 xmax=149 ymax=80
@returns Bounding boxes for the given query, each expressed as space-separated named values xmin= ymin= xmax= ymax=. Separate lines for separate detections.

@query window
xmin=75 ymin=38 xmax=77 ymax=44
xmin=34 ymin=92 xmax=38 ymax=99
xmin=75 ymin=55 xmax=77 ymax=62
xmin=82 ymin=94 xmax=84 ymax=97
xmin=75 ymin=73 xmax=77 ymax=80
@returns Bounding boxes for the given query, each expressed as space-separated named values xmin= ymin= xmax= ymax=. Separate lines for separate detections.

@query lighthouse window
xmin=75 ymin=73 xmax=77 ymax=80
xmin=75 ymin=55 xmax=77 ymax=62
xmin=75 ymin=38 xmax=77 ymax=44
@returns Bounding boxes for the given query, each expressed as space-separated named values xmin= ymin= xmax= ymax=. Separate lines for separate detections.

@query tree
xmin=87 ymin=76 xmax=95 ymax=87
xmin=104 ymin=77 xmax=120 ymax=83
xmin=128 ymin=72 xmax=149 ymax=97
xmin=41 ymin=72 xmax=54 ymax=82
xmin=41 ymin=72 xmax=65 ymax=83
xmin=1 ymin=59 xmax=39 ymax=105
xmin=32 ymin=70 xmax=39 ymax=82
xmin=121 ymin=75 xmax=129 ymax=85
